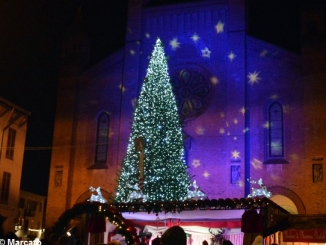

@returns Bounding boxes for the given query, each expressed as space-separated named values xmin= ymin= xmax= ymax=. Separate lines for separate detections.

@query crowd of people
xmin=1 ymin=226 xmax=234 ymax=245
xmin=150 ymin=226 xmax=233 ymax=245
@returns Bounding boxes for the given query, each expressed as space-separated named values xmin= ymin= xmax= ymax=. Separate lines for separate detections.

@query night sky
xmin=0 ymin=0 xmax=307 ymax=196
xmin=0 ymin=0 xmax=128 ymax=195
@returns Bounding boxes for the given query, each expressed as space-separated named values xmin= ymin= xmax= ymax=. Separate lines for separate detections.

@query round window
xmin=170 ymin=69 xmax=213 ymax=121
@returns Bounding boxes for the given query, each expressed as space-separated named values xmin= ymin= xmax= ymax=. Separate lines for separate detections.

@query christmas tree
xmin=115 ymin=38 xmax=191 ymax=202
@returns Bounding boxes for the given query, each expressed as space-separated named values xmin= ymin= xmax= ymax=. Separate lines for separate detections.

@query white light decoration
xmin=127 ymin=183 xmax=148 ymax=202
xmin=247 ymin=178 xmax=272 ymax=198
xmin=88 ymin=186 xmax=107 ymax=203
xmin=187 ymin=180 xmax=207 ymax=200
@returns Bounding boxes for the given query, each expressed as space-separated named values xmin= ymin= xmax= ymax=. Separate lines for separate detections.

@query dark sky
xmin=0 ymin=0 xmax=128 ymax=196
xmin=0 ymin=0 xmax=307 ymax=196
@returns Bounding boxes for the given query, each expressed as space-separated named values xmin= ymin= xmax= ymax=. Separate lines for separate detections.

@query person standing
xmin=202 ymin=240 xmax=209 ymax=245
xmin=161 ymin=226 xmax=187 ymax=245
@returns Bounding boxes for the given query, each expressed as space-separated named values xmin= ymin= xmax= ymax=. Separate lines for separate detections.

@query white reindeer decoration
xmin=247 ymin=178 xmax=272 ymax=198
xmin=187 ymin=180 xmax=207 ymax=200
xmin=127 ymin=183 xmax=148 ymax=202
xmin=209 ymin=228 xmax=225 ymax=245
xmin=89 ymin=186 xmax=107 ymax=203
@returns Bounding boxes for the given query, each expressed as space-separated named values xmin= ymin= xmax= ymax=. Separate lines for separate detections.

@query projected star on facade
xmin=238 ymin=180 xmax=244 ymax=188
xmin=201 ymin=47 xmax=211 ymax=58
xmin=270 ymin=94 xmax=279 ymax=100
xmin=240 ymin=107 xmax=245 ymax=115
xmin=243 ymin=127 xmax=249 ymax=133
xmin=196 ymin=126 xmax=205 ymax=135
xmin=145 ymin=33 xmax=150 ymax=38
xmin=203 ymin=171 xmax=210 ymax=179
xmin=191 ymin=33 xmax=200 ymax=42
xmin=119 ymin=83 xmax=126 ymax=93
xmin=231 ymin=150 xmax=240 ymax=160
xmin=228 ymin=51 xmax=236 ymax=61
xmin=169 ymin=38 xmax=180 ymax=50
xmin=260 ymin=50 xmax=268 ymax=57
xmin=251 ymin=158 xmax=263 ymax=169
xmin=215 ymin=21 xmax=225 ymax=33
xmin=247 ymin=71 xmax=261 ymax=85
xmin=109 ymin=130 xmax=114 ymax=138
xmin=131 ymin=98 xmax=137 ymax=109
xmin=210 ymin=76 xmax=219 ymax=85
xmin=192 ymin=159 xmax=201 ymax=168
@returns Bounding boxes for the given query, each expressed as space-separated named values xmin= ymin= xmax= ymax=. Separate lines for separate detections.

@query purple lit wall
xmin=46 ymin=0 xmax=326 ymax=230
xmin=116 ymin=0 xmax=299 ymax=200
xmin=138 ymin=3 xmax=238 ymax=198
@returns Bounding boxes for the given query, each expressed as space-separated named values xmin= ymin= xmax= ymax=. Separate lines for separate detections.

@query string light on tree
xmin=115 ymin=38 xmax=193 ymax=202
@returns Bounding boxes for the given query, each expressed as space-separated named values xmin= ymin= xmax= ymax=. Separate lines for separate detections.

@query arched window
xmin=269 ymin=102 xmax=283 ymax=157
xmin=89 ymin=112 xmax=109 ymax=169
xmin=265 ymin=102 xmax=288 ymax=164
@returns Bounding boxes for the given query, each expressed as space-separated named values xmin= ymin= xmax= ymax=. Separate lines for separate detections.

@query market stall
xmin=49 ymin=197 xmax=289 ymax=245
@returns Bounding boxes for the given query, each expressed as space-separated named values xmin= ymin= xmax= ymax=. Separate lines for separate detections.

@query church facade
xmin=45 ymin=0 xmax=326 ymax=232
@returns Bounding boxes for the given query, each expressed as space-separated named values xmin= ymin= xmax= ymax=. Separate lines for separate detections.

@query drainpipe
xmin=244 ymin=0 xmax=250 ymax=197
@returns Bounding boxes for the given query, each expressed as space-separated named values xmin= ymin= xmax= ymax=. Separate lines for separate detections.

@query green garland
xmin=113 ymin=197 xmax=281 ymax=213
xmin=51 ymin=202 xmax=138 ymax=245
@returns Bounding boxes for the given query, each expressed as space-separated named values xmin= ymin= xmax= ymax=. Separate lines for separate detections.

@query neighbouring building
xmin=45 ymin=0 xmax=326 ymax=244
xmin=15 ymin=190 xmax=46 ymax=240
xmin=0 ymin=97 xmax=30 ymax=235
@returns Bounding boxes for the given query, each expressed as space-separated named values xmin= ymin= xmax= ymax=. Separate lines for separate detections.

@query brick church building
xmin=45 ymin=0 xmax=326 ymax=240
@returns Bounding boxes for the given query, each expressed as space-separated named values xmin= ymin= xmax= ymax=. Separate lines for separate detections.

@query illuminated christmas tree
xmin=115 ymin=38 xmax=191 ymax=202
